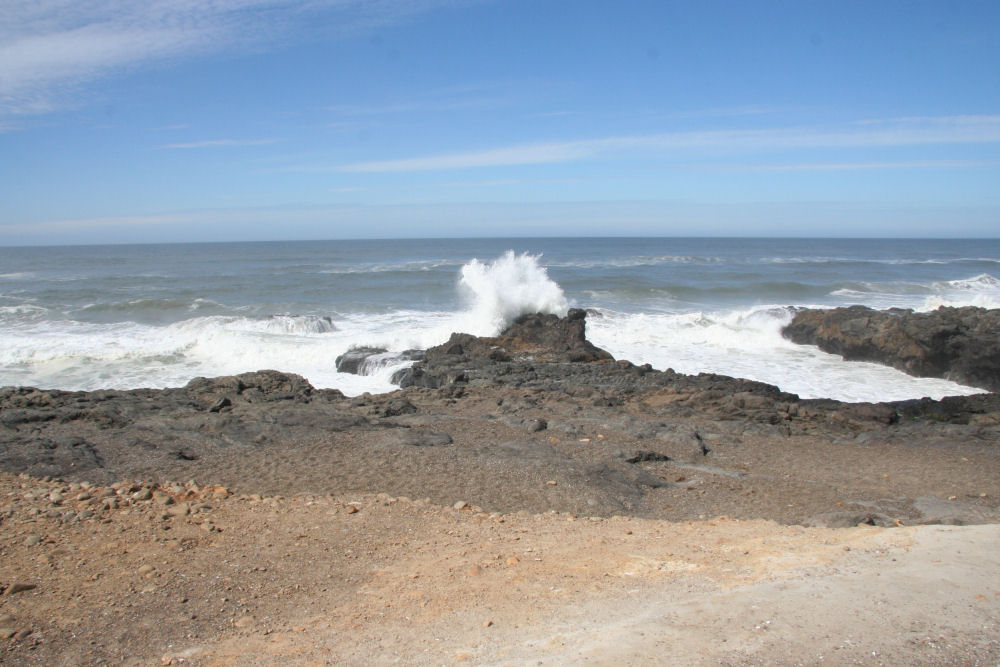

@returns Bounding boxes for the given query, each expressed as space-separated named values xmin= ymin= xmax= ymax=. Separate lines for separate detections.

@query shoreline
xmin=2 ymin=307 xmax=999 ymax=663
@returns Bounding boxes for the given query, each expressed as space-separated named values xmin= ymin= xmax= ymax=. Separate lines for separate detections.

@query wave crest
xmin=457 ymin=251 xmax=569 ymax=336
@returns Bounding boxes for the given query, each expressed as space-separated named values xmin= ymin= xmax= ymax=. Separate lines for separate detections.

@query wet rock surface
xmin=783 ymin=305 xmax=1000 ymax=392
xmin=1 ymin=312 xmax=998 ymax=528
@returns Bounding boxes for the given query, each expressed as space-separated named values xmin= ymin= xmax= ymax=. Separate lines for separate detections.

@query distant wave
xmin=826 ymin=273 xmax=1000 ymax=310
xmin=547 ymin=255 xmax=727 ymax=269
xmin=317 ymin=259 xmax=465 ymax=275
xmin=761 ymin=256 xmax=1000 ymax=265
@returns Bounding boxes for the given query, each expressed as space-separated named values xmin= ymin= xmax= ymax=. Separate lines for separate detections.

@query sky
xmin=1 ymin=0 xmax=999 ymax=245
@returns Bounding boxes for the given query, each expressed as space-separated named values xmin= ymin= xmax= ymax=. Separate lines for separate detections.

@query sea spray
xmin=456 ymin=251 xmax=569 ymax=336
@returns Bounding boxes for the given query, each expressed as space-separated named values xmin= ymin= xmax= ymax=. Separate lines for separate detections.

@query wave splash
xmin=456 ymin=251 xmax=569 ymax=336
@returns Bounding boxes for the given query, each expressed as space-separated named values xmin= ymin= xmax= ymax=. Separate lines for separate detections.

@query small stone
xmin=3 ymin=582 xmax=37 ymax=596
xmin=546 ymin=480 xmax=558 ymax=486
xmin=345 ymin=505 xmax=359 ymax=514
xmin=506 ymin=556 xmax=520 ymax=565
xmin=482 ymin=620 xmax=493 ymax=628
xmin=133 ymin=488 xmax=152 ymax=502
xmin=234 ymin=616 xmax=255 ymax=629
xmin=23 ymin=534 xmax=41 ymax=546
xmin=75 ymin=492 xmax=92 ymax=501
xmin=153 ymin=491 xmax=174 ymax=506
xmin=137 ymin=565 xmax=155 ymax=577
xmin=167 ymin=503 xmax=190 ymax=517
xmin=453 ymin=501 xmax=469 ymax=511
xmin=48 ymin=491 xmax=64 ymax=504
xmin=467 ymin=566 xmax=483 ymax=576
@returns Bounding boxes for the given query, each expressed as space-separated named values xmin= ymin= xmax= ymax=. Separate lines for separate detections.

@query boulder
xmin=782 ymin=305 xmax=1000 ymax=392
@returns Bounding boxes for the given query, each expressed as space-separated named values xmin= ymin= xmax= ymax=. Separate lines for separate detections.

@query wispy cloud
xmin=736 ymin=159 xmax=1000 ymax=172
xmin=155 ymin=138 xmax=280 ymax=149
xmin=0 ymin=0 xmax=465 ymax=118
xmin=338 ymin=115 xmax=1000 ymax=172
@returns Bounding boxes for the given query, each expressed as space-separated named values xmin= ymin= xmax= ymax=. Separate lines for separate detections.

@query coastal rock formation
xmin=782 ymin=305 xmax=1000 ymax=392
xmin=1 ymin=310 xmax=998 ymax=528
xmin=397 ymin=308 xmax=614 ymax=388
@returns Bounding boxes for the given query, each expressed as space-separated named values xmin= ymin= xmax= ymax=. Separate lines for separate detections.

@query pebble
xmin=48 ymin=491 xmax=64 ymax=504
xmin=23 ymin=534 xmax=41 ymax=546
xmin=453 ymin=501 xmax=469 ymax=511
xmin=234 ymin=616 xmax=255 ymax=629
xmin=3 ymin=582 xmax=37 ymax=596
xmin=76 ymin=492 xmax=92 ymax=501
xmin=133 ymin=488 xmax=152 ymax=502
xmin=167 ymin=503 xmax=190 ymax=517
xmin=138 ymin=565 xmax=155 ymax=577
xmin=0 ymin=613 xmax=16 ymax=639
xmin=153 ymin=491 xmax=174 ymax=506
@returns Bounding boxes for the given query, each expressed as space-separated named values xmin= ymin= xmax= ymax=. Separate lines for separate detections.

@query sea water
xmin=1 ymin=238 xmax=998 ymax=402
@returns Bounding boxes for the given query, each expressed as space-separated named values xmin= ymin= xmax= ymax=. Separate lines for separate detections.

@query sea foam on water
xmin=1 ymin=240 xmax=997 ymax=400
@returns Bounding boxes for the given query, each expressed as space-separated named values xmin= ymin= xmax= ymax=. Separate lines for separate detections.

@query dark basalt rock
xmin=335 ymin=347 xmax=388 ymax=375
xmin=782 ymin=305 xmax=1000 ymax=392
xmin=399 ymin=309 xmax=613 ymax=389
xmin=336 ymin=348 xmax=424 ymax=376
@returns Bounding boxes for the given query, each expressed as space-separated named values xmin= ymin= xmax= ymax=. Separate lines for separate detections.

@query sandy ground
xmin=2 ymin=472 xmax=998 ymax=666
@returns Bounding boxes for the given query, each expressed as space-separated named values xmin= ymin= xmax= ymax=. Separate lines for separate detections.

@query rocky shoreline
xmin=783 ymin=304 xmax=1000 ymax=392
xmin=2 ymin=307 xmax=998 ymax=527
xmin=2 ymin=306 xmax=999 ymax=664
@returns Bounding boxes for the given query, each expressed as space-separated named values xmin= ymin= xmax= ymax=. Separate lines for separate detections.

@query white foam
xmin=586 ymin=306 xmax=985 ymax=402
xmin=918 ymin=273 xmax=1000 ymax=310
xmin=455 ymin=251 xmax=569 ymax=336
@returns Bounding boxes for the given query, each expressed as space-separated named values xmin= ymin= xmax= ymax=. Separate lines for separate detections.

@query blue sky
xmin=1 ymin=0 xmax=999 ymax=245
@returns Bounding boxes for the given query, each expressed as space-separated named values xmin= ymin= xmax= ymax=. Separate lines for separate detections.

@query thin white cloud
xmin=338 ymin=115 xmax=1000 ymax=172
xmin=0 ymin=0 xmax=465 ymax=117
xmin=741 ymin=159 xmax=1000 ymax=172
xmin=156 ymin=138 xmax=280 ymax=149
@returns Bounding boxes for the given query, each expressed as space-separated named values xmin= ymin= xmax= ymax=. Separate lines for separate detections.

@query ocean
xmin=1 ymin=238 xmax=998 ymax=402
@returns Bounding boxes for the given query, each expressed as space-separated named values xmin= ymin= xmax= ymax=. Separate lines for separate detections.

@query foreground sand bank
xmin=1 ymin=473 xmax=997 ymax=665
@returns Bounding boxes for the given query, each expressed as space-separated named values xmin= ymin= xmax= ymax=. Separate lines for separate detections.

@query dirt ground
xmin=2 ymin=472 xmax=998 ymax=666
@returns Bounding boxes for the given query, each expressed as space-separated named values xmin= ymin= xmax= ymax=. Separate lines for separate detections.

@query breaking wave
xmin=456 ymin=251 xmax=569 ymax=336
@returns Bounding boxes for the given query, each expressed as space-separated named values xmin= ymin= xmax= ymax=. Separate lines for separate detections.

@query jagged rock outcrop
xmin=782 ymin=305 xmax=1000 ymax=392
xmin=397 ymin=308 xmax=613 ymax=388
